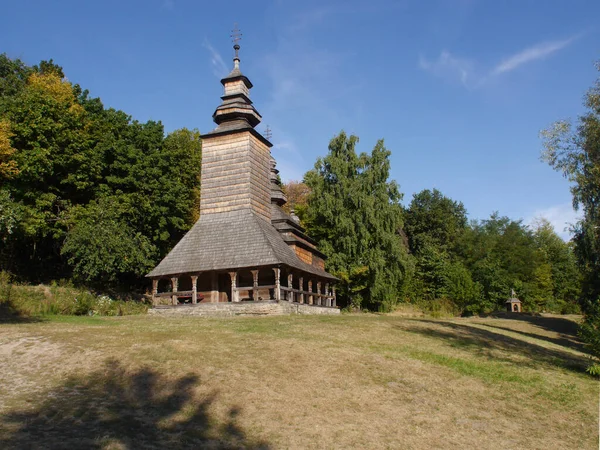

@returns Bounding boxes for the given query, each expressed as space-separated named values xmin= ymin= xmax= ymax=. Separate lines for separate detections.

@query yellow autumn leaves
xmin=0 ymin=119 xmax=17 ymax=179
xmin=0 ymin=72 xmax=86 ymax=179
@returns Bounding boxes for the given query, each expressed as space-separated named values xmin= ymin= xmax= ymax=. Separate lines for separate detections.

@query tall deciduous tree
xmin=541 ymin=62 xmax=600 ymax=374
xmin=541 ymin=63 xmax=600 ymax=305
xmin=303 ymin=132 xmax=412 ymax=311
xmin=404 ymin=188 xmax=467 ymax=255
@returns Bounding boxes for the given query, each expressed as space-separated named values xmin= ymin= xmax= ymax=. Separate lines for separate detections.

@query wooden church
xmin=147 ymin=36 xmax=337 ymax=311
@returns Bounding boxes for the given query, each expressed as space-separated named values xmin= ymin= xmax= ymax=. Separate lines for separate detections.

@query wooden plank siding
xmin=200 ymin=133 xmax=271 ymax=222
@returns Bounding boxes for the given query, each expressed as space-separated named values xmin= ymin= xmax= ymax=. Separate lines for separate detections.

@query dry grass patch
xmin=0 ymin=313 xmax=597 ymax=449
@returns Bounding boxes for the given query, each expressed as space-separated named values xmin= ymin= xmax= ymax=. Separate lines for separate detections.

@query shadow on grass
xmin=0 ymin=303 xmax=46 ymax=324
xmin=485 ymin=313 xmax=585 ymax=352
xmin=0 ymin=359 xmax=270 ymax=449
xmin=400 ymin=320 xmax=589 ymax=374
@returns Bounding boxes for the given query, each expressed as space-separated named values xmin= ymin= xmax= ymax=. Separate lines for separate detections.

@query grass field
xmin=0 ymin=312 xmax=597 ymax=449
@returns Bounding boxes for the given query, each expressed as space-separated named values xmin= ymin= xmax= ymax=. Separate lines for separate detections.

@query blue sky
xmin=2 ymin=0 xmax=599 ymax=239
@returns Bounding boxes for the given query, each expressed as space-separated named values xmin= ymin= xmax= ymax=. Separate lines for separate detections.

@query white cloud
xmin=527 ymin=203 xmax=581 ymax=241
xmin=202 ymin=39 xmax=228 ymax=78
xmin=420 ymin=33 xmax=581 ymax=88
xmin=418 ymin=51 xmax=474 ymax=87
xmin=491 ymin=36 xmax=579 ymax=75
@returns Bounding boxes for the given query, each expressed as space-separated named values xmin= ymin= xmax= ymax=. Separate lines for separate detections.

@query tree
xmin=404 ymin=188 xmax=467 ymax=254
xmin=0 ymin=55 xmax=202 ymax=289
xmin=303 ymin=132 xmax=412 ymax=311
xmin=531 ymin=218 xmax=581 ymax=310
xmin=541 ymin=63 xmax=600 ymax=303
xmin=282 ymin=180 xmax=310 ymax=220
xmin=457 ymin=213 xmax=541 ymax=313
xmin=61 ymin=198 xmax=156 ymax=285
xmin=403 ymin=189 xmax=471 ymax=309
xmin=0 ymin=120 xmax=17 ymax=179
xmin=541 ymin=62 xmax=600 ymax=373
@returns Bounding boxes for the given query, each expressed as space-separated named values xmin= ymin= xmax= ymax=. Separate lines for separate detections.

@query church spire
xmin=210 ymin=24 xmax=263 ymax=130
xmin=230 ymin=23 xmax=242 ymax=70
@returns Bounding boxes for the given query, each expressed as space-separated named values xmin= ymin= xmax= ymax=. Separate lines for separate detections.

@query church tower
xmin=200 ymin=38 xmax=272 ymax=222
xmin=147 ymin=29 xmax=336 ymax=309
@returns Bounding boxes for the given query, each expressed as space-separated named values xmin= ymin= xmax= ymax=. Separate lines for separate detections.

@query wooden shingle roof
xmin=147 ymin=209 xmax=336 ymax=280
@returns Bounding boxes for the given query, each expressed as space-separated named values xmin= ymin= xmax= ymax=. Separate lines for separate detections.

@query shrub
xmin=0 ymin=272 xmax=147 ymax=317
xmin=579 ymin=299 xmax=600 ymax=376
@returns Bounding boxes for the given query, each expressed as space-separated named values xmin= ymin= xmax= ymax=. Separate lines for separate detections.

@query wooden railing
xmin=154 ymin=286 xmax=335 ymax=307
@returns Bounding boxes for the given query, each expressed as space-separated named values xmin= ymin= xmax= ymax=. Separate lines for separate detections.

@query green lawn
xmin=0 ymin=313 xmax=596 ymax=449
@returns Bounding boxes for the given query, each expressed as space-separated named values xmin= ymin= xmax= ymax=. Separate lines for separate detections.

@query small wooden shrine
xmin=505 ymin=289 xmax=522 ymax=313
xmin=147 ymin=34 xmax=337 ymax=309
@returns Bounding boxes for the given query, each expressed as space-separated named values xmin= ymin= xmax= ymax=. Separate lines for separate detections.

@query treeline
xmin=0 ymin=54 xmax=595 ymax=322
xmin=286 ymin=134 xmax=581 ymax=314
xmin=0 ymin=55 xmax=201 ymax=293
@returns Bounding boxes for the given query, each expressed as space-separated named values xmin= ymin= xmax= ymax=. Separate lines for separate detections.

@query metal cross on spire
xmin=230 ymin=23 xmax=242 ymax=58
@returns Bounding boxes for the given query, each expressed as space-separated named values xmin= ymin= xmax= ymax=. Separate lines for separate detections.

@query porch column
xmin=251 ymin=270 xmax=259 ymax=301
xmin=273 ymin=268 xmax=281 ymax=301
xmin=191 ymin=275 xmax=198 ymax=304
xmin=325 ymin=283 xmax=330 ymax=307
xmin=210 ymin=272 xmax=218 ymax=303
xmin=308 ymin=280 xmax=313 ymax=305
xmin=316 ymin=281 xmax=322 ymax=306
xmin=287 ymin=273 xmax=294 ymax=302
xmin=332 ymin=286 xmax=336 ymax=307
xmin=298 ymin=276 xmax=304 ymax=303
xmin=151 ymin=279 xmax=158 ymax=306
xmin=229 ymin=271 xmax=239 ymax=302
xmin=171 ymin=277 xmax=178 ymax=305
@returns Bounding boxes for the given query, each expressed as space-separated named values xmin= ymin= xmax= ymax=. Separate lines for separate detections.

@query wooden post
xmin=308 ymin=280 xmax=313 ymax=305
xmin=152 ymin=279 xmax=158 ymax=306
xmin=287 ymin=273 xmax=293 ymax=302
xmin=191 ymin=275 xmax=198 ymax=304
xmin=229 ymin=271 xmax=239 ymax=302
xmin=316 ymin=281 xmax=322 ymax=306
xmin=251 ymin=270 xmax=259 ymax=301
xmin=332 ymin=286 xmax=336 ymax=307
xmin=325 ymin=283 xmax=330 ymax=307
xmin=171 ymin=277 xmax=178 ymax=306
xmin=273 ymin=268 xmax=281 ymax=301
xmin=299 ymin=276 xmax=304 ymax=303
xmin=210 ymin=272 xmax=218 ymax=303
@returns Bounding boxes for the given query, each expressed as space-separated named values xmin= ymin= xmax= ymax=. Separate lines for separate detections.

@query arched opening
xmin=513 ymin=303 xmax=519 ymax=312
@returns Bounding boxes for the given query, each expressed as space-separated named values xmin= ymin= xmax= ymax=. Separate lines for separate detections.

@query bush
xmin=0 ymin=272 xmax=147 ymax=317
xmin=579 ymin=299 xmax=600 ymax=376
xmin=543 ymin=298 xmax=582 ymax=315
xmin=414 ymin=297 xmax=460 ymax=318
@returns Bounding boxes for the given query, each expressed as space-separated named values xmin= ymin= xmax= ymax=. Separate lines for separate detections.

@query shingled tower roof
xmin=147 ymin=35 xmax=335 ymax=281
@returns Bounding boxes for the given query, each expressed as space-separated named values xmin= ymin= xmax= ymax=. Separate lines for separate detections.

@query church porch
xmin=151 ymin=266 xmax=336 ymax=308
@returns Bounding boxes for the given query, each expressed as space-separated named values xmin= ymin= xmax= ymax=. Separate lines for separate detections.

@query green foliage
xmin=541 ymin=62 xmax=600 ymax=373
xmin=61 ymin=198 xmax=156 ymax=285
xmin=303 ymin=131 xmax=412 ymax=311
xmin=579 ymin=300 xmax=600 ymax=376
xmin=0 ymin=55 xmax=201 ymax=288
xmin=404 ymin=188 xmax=467 ymax=254
xmin=0 ymin=271 xmax=147 ymax=317
xmin=541 ymin=62 xmax=600 ymax=304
